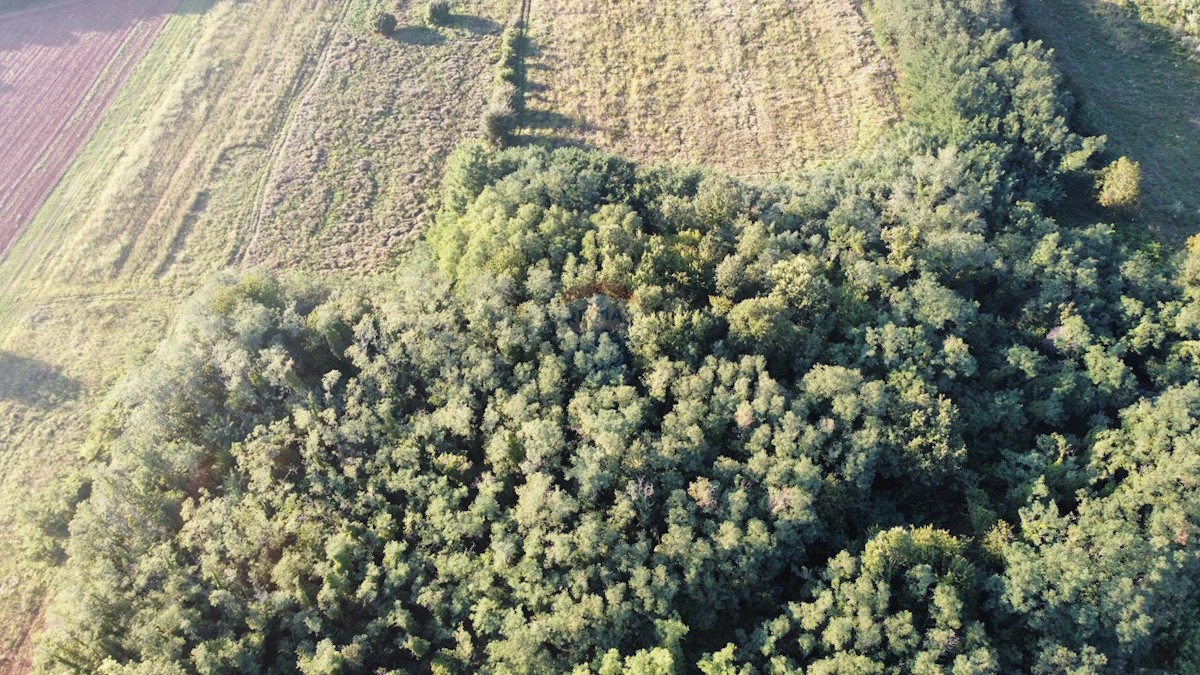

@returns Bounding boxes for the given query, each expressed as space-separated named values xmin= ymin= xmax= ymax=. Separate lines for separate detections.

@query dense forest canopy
xmin=26 ymin=0 xmax=1200 ymax=673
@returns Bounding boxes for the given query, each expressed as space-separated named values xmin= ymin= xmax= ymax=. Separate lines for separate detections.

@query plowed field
xmin=0 ymin=0 xmax=175 ymax=258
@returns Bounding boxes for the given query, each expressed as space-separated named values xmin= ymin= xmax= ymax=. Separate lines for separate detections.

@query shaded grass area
xmin=0 ymin=294 xmax=171 ymax=673
xmin=0 ymin=0 xmax=510 ymax=666
xmin=0 ymin=353 xmax=78 ymax=409
xmin=1018 ymin=0 xmax=1200 ymax=243
xmin=523 ymin=0 xmax=899 ymax=180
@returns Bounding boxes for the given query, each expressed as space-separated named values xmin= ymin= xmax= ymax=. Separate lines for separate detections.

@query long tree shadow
xmin=523 ymin=109 xmax=595 ymax=134
xmin=448 ymin=14 xmax=500 ymax=35
xmin=0 ymin=352 xmax=80 ymax=408
xmin=390 ymin=12 xmax=499 ymax=45
xmin=513 ymin=132 xmax=598 ymax=152
xmin=392 ymin=25 xmax=445 ymax=46
xmin=516 ymin=35 xmax=599 ymax=148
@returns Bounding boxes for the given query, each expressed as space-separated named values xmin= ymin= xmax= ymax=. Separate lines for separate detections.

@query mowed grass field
xmin=1018 ymin=0 xmax=1200 ymax=242
xmin=0 ymin=0 xmax=902 ymax=669
xmin=522 ymin=0 xmax=899 ymax=179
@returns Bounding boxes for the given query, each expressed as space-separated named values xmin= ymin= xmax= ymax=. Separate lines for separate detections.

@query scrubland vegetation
xmin=1123 ymin=0 xmax=1200 ymax=51
xmin=13 ymin=0 xmax=1200 ymax=672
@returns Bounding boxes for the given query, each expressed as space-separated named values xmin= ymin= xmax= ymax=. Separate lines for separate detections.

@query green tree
xmin=1096 ymin=156 xmax=1142 ymax=211
xmin=371 ymin=10 xmax=397 ymax=36
xmin=425 ymin=1 xmax=452 ymax=27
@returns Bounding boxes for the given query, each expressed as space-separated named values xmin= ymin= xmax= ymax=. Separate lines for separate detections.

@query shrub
xmin=478 ymin=22 xmax=525 ymax=146
xmin=491 ymin=80 xmax=522 ymax=114
xmin=1097 ymin=156 xmax=1142 ymax=210
xmin=372 ymin=10 xmax=397 ymax=36
xmin=481 ymin=102 xmax=516 ymax=147
xmin=496 ymin=26 xmax=523 ymax=76
xmin=425 ymin=0 xmax=452 ymax=26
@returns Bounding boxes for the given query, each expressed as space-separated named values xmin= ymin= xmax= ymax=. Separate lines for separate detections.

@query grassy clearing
xmin=242 ymin=0 xmax=507 ymax=271
xmin=1017 ymin=0 xmax=1200 ymax=242
xmin=0 ymin=0 xmax=511 ymax=666
xmin=521 ymin=0 xmax=899 ymax=179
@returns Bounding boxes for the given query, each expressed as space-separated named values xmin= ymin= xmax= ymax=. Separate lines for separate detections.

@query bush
xmin=372 ymin=10 xmax=397 ymax=36
xmin=1097 ymin=156 xmax=1142 ymax=210
xmin=481 ymin=102 xmax=516 ymax=147
xmin=425 ymin=0 xmax=452 ymax=26
xmin=491 ymin=80 xmax=522 ymax=114
xmin=478 ymin=22 xmax=525 ymax=146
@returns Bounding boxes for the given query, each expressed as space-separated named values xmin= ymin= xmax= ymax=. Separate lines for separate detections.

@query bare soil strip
xmin=0 ymin=0 xmax=176 ymax=259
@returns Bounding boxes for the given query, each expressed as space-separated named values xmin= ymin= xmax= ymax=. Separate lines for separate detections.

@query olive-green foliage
xmin=1097 ymin=156 xmax=1142 ymax=211
xmin=866 ymin=0 xmax=1102 ymax=212
xmin=32 ymin=0 xmax=1200 ymax=672
xmin=495 ymin=26 xmax=524 ymax=86
xmin=481 ymin=99 xmax=516 ymax=148
xmin=371 ymin=10 xmax=397 ymax=36
xmin=701 ymin=527 xmax=998 ymax=673
xmin=424 ymin=0 xmax=452 ymax=27
xmin=481 ymin=25 xmax=526 ymax=147
xmin=996 ymin=385 xmax=1200 ymax=672
xmin=38 ymin=134 xmax=1200 ymax=671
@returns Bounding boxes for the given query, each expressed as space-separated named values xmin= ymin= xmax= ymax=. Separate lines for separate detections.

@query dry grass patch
xmin=522 ymin=0 xmax=899 ymax=179
xmin=243 ymin=0 xmax=508 ymax=271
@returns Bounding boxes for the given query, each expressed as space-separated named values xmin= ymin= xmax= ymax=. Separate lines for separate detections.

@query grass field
xmin=0 ymin=0 xmax=904 ymax=669
xmin=241 ymin=2 xmax=504 ymax=271
xmin=522 ymin=0 xmax=899 ymax=179
xmin=1018 ymin=0 xmax=1200 ymax=242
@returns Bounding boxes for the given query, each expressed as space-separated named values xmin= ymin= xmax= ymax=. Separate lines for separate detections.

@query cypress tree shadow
xmin=516 ymin=35 xmax=595 ymax=147
xmin=392 ymin=25 xmax=445 ymax=46
xmin=0 ymin=352 xmax=80 ymax=408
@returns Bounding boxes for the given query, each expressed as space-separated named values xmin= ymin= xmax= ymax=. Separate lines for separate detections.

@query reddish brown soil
xmin=0 ymin=0 xmax=175 ymax=260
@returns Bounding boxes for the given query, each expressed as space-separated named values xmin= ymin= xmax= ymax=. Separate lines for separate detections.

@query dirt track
xmin=0 ymin=0 xmax=175 ymax=260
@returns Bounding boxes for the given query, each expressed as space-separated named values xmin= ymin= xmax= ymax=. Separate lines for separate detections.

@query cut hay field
xmin=0 ymin=0 xmax=175 ymax=257
xmin=522 ymin=0 xmax=900 ymax=179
